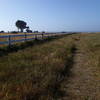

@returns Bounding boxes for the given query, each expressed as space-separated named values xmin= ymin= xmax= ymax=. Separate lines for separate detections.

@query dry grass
xmin=0 ymin=33 xmax=100 ymax=100
xmin=57 ymin=33 xmax=100 ymax=100
xmin=79 ymin=33 xmax=100 ymax=100
xmin=79 ymin=33 xmax=100 ymax=75
xmin=0 ymin=35 xmax=75 ymax=100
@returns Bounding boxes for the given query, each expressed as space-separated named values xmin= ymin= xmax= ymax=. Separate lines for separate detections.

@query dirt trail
xmin=62 ymin=39 xmax=100 ymax=100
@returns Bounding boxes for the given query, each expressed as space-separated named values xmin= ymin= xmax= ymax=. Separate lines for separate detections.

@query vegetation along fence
xmin=0 ymin=33 xmax=65 ymax=46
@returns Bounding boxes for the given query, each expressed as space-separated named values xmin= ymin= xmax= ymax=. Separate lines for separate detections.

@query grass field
xmin=0 ymin=33 xmax=100 ymax=100
xmin=64 ymin=33 xmax=100 ymax=100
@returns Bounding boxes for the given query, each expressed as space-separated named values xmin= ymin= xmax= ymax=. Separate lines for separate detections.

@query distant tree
xmin=42 ymin=31 xmax=45 ymax=33
xmin=0 ymin=30 xmax=5 ymax=33
xmin=34 ymin=31 xmax=39 ymax=33
xmin=62 ymin=31 xmax=66 ymax=33
xmin=26 ymin=26 xmax=32 ymax=33
xmin=15 ymin=20 xmax=27 ymax=32
xmin=26 ymin=30 xmax=32 ymax=33
xmin=11 ymin=31 xmax=18 ymax=34
xmin=26 ymin=26 xmax=29 ymax=32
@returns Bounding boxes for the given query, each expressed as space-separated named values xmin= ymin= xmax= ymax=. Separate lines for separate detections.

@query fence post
xmin=42 ymin=33 xmax=44 ymax=39
xmin=25 ymin=33 xmax=27 ymax=42
xmin=35 ymin=34 xmax=37 ymax=40
xmin=48 ymin=34 xmax=50 ymax=39
xmin=8 ymin=35 xmax=11 ymax=47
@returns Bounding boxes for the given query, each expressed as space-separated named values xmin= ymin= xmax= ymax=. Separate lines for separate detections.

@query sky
xmin=0 ymin=0 xmax=100 ymax=32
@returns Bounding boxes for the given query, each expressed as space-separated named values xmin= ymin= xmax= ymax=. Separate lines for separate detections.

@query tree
xmin=42 ymin=31 xmax=45 ymax=33
xmin=15 ymin=20 xmax=27 ymax=32
xmin=0 ymin=30 xmax=4 ymax=33
xmin=26 ymin=26 xmax=32 ymax=33
xmin=26 ymin=26 xmax=29 ymax=32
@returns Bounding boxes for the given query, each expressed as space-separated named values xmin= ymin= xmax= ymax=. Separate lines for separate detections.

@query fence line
xmin=0 ymin=33 xmax=65 ymax=46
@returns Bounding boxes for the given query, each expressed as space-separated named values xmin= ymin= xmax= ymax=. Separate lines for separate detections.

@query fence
xmin=0 ymin=33 xmax=64 ymax=46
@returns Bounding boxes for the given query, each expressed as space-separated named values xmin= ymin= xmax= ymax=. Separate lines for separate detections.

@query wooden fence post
xmin=25 ymin=33 xmax=27 ymax=42
xmin=48 ymin=34 xmax=50 ymax=39
xmin=42 ymin=33 xmax=44 ymax=39
xmin=8 ymin=35 xmax=11 ymax=47
xmin=35 ymin=34 xmax=37 ymax=40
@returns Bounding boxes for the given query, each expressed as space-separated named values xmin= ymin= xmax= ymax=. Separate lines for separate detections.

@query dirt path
xmin=62 ymin=40 xmax=100 ymax=100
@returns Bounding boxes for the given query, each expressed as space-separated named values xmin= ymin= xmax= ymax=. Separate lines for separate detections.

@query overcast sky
xmin=0 ymin=0 xmax=100 ymax=32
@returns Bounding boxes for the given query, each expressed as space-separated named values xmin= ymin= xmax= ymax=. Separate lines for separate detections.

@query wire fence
xmin=0 ymin=33 xmax=64 ymax=46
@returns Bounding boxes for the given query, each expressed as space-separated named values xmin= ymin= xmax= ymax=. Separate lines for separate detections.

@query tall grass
xmin=79 ymin=33 xmax=100 ymax=68
xmin=77 ymin=33 xmax=100 ymax=99
xmin=0 ymin=35 xmax=75 ymax=100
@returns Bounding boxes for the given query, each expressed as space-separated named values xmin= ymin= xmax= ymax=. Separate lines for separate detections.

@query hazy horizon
xmin=0 ymin=0 xmax=100 ymax=32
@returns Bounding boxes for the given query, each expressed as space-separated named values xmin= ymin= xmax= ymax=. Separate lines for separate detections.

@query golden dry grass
xmin=0 ymin=35 xmax=75 ymax=100
xmin=0 ymin=33 xmax=100 ymax=100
